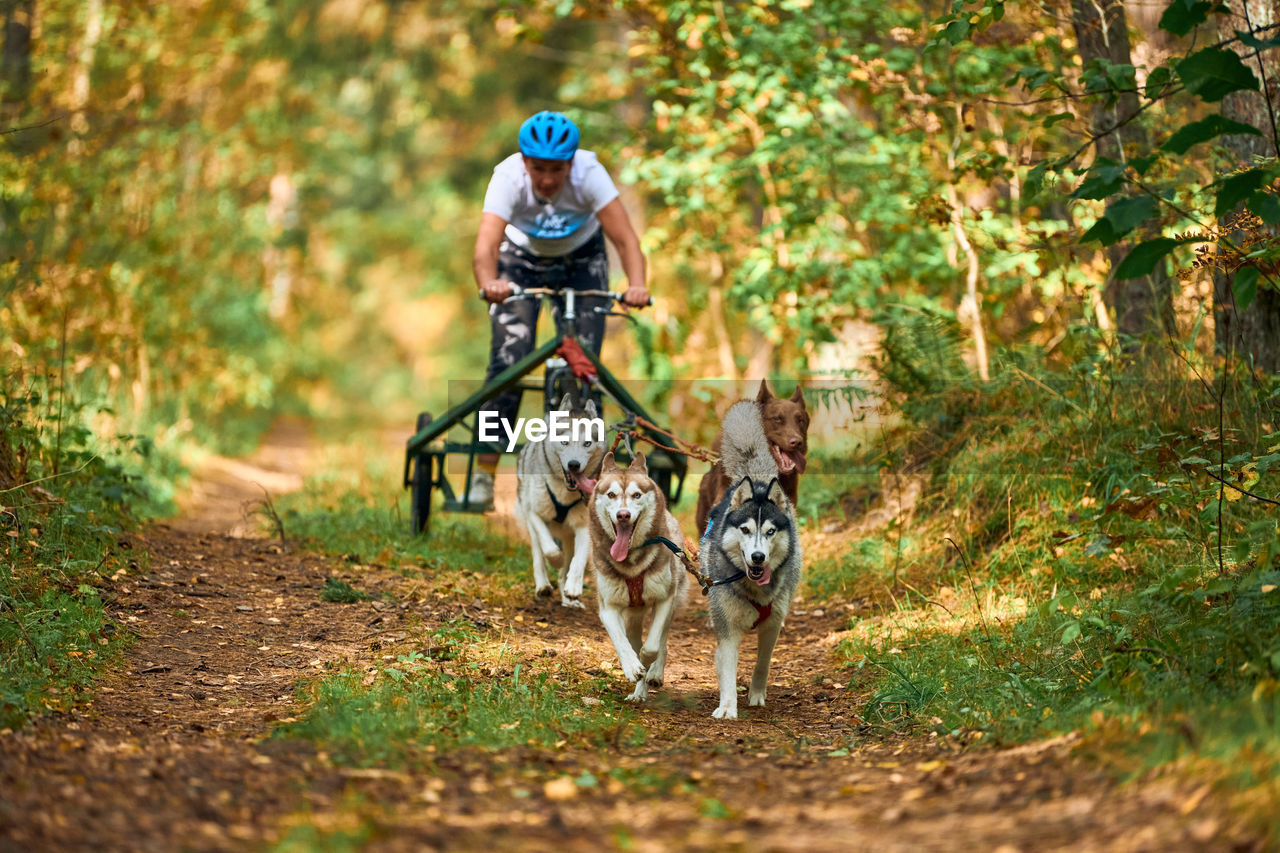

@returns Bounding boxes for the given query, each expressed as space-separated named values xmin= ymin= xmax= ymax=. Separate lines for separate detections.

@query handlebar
xmin=488 ymin=285 xmax=652 ymax=323
xmin=503 ymin=286 xmax=651 ymax=306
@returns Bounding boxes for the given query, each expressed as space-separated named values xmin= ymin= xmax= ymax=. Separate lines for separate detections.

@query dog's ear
xmin=602 ymin=451 xmax=617 ymax=471
xmin=790 ymin=384 xmax=805 ymax=408
xmin=766 ymin=477 xmax=788 ymax=508
xmin=558 ymin=392 xmax=573 ymax=412
xmin=730 ymin=477 xmax=754 ymax=510
xmin=757 ymin=379 xmax=773 ymax=403
xmin=585 ymin=397 xmax=597 ymax=419
xmin=627 ymin=452 xmax=648 ymax=474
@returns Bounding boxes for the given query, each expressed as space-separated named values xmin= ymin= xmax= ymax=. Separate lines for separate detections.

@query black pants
xmin=481 ymin=229 xmax=609 ymax=431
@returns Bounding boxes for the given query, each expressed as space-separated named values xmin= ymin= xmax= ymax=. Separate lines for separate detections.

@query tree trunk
xmin=1 ymin=0 xmax=33 ymax=106
xmin=1071 ymin=0 xmax=1176 ymax=342
xmin=1216 ymin=0 xmax=1280 ymax=371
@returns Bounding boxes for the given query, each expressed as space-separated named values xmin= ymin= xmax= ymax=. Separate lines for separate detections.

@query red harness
xmin=749 ymin=600 xmax=773 ymax=629
xmin=625 ymin=569 xmax=649 ymax=608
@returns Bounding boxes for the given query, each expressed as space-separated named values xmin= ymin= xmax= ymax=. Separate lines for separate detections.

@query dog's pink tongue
xmin=610 ymin=522 xmax=634 ymax=562
xmin=576 ymin=475 xmax=596 ymax=495
xmin=789 ymin=450 xmax=807 ymax=473
xmin=755 ymin=566 xmax=772 ymax=586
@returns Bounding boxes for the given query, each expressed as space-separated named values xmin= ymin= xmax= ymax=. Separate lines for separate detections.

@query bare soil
xmin=0 ymin=425 xmax=1263 ymax=852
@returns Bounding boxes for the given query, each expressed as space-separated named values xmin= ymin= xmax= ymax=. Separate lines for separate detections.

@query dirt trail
xmin=0 ymin=426 xmax=1260 ymax=852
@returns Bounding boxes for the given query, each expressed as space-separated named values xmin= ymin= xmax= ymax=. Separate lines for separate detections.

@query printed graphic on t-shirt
xmin=529 ymin=207 xmax=588 ymax=240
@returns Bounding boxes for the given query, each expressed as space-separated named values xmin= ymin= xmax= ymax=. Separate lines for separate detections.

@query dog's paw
xmin=711 ymin=704 xmax=737 ymax=720
xmin=638 ymin=647 xmax=658 ymax=667
xmin=644 ymin=670 xmax=664 ymax=689
xmin=560 ymin=594 xmax=585 ymax=610
xmin=535 ymin=585 xmax=554 ymax=598
xmin=748 ymin=689 xmax=766 ymax=707
xmin=625 ymin=681 xmax=649 ymax=702
xmin=621 ymin=658 xmax=646 ymax=682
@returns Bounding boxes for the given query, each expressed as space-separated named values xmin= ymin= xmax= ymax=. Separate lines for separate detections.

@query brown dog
xmin=695 ymin=380 xmax=809 ymax=534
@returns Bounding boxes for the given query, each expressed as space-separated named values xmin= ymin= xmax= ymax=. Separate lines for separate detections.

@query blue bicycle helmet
xmin=518 ymin=111 xmax=579 ymax=161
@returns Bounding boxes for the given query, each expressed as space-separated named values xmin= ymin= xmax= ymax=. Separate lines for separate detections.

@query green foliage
xmin=837 ymin=341 xmax=1280 ymax=825
xmin=610 ymin=0 xmax=1069 ymax=364
xmin=0 ymin=376 xmax=146 ymax=727
xmin=937 ymin=0 xmax=1280 ymax=297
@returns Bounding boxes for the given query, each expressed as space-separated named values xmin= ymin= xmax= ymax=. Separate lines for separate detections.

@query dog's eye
xmin=765 ymin=528 xmax=776 ymax=537
xmin=561 ymin=440 xmax=569 ymax=446
xmin=584 ymin=441 xmax=593 ymax=447
xmin=739 ymin=525 xmax=750 ymax=535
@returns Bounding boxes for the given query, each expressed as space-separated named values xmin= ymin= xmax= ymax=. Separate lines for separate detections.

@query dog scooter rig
xmin=402 ymin=286 xmax=687 ymax=536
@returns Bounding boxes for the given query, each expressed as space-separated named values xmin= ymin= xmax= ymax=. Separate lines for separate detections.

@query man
xmin=467 ymin=110 xmax=650 ymax=508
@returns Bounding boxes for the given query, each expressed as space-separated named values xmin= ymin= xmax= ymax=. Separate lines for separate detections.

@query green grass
xmin=826 ymin=337 xmax=1280 ymax=837
xmin=280 ymin=620 xmax=635 ymax=766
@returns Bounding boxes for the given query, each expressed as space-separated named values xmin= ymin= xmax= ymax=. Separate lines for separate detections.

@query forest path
xmin=0 ymin=424 xmax=1251 ymax=851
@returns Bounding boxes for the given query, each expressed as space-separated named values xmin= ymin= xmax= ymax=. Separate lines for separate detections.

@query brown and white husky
xmin=587 ymin=452 xmax=689 ymax=702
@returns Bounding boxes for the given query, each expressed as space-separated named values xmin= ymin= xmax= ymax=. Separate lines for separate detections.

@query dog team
xmin=512 ymin=380 xmax=810 ymax=719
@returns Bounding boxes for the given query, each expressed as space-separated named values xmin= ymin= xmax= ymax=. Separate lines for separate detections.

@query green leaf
xmin=1247 ymin=192 xmax=1280 ymax=225
xmin=1026 ymin=161 xmax=1051 ymax=197
xmin=1106 ymin=195 xmax=1159 ymax=234
xmin=1072 ymin=160 xmax=1127 ymax=200
xmin=1115 ymin=237 xmax=1185 ymax=279
xmin=1082 ymin=196 xmax=1158 ymax=246
xmin=1060 ymin=621 xmax=1082 ymax=645
xmin=1162 ymin=114 xmax=1262 ymax=155
xmin=1215 ymin=167 xmax=1273 ymax=217
xmin=1233 ymin=266 xmax=1259 ymax=311
xmin=1130 ymin=154 xmax=1161 ymax=176
xmin=1235 ymin=29 xmax=1280 ymax=50
xmin=1159 ymin=0 xmax=1217 ymax=37
xmin=944 ymin=18 xmax=971 ymax=45
xmin=1177 ymin=48 xmax=1260 ymax=102
xmin=1081 ymin=218 xmax=1119 ymax=245
xmin=1146 ymin=65 xmax=1176 ymax=99
xmin=1043 ymin=112 xmax=1074 ymax=128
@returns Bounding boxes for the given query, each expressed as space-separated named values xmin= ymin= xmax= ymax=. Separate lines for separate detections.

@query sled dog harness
xmin=544 ymin=483 xmax=582 ymax=524
xmin=639 ymin=537 xmax=769 ymax=626
xmin=623 ymin=568 xmax=650 ymax=608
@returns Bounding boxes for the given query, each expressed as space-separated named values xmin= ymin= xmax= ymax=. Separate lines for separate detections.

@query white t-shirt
xmin=481 ymin=150 xmax=620 ymax=257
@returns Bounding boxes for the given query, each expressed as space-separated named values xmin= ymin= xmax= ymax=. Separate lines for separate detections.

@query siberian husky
xmin=587 ymin=452 xmax=689 ymax=702
xmin=700 ymin=401 xmax=803 ymax=719
xmin=695 ymin=380 xmax=809 ymax=534
xmin=513 ymin=394 xmax=605 ymax=608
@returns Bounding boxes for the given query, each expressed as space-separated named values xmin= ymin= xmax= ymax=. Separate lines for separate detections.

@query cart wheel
xmin=410 ymin=412 xmax=433 ymax=535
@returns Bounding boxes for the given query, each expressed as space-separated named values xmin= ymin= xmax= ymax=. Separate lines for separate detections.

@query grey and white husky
xmin=700 ymin=401 xmax=803 ymax=719
xmin=514 ymin=394 xmax=606 ymax=608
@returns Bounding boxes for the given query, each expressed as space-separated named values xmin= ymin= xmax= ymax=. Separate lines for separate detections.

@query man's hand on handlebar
xmin=620 ymin=284 xmax=651 ymax=309
xmin=480 ymin=279 xmax=514 ymax=304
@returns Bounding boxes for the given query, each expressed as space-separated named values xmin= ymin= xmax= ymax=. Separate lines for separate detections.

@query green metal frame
xmin=403 ymin=332 xmax=687 ymax=511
